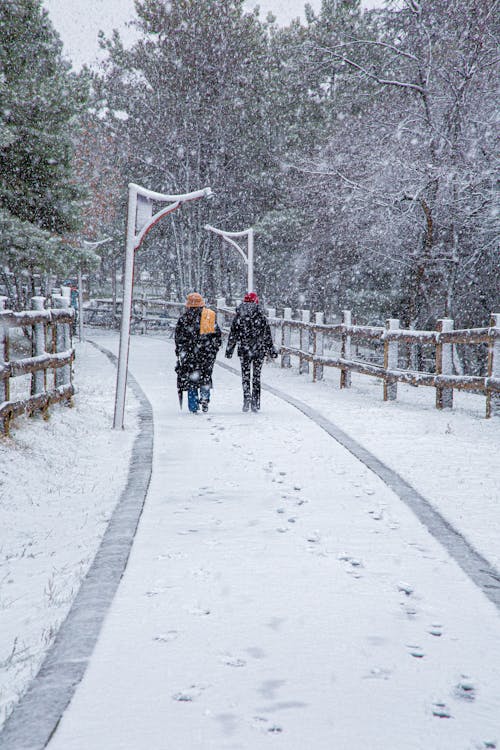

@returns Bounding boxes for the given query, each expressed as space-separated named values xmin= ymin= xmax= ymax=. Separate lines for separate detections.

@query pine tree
xmin=0 ymin=0 xmax=88 ymax=304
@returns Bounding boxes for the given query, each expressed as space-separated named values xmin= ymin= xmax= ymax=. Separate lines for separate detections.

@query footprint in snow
xmin=401 ymin=603 xmax=418 ymax=618
xmin=454 ymin=676 xmax=476 ymax=701
xmin=364 ymin=666 xmax=392 ymax=680
xmin=172 ymin=684 xmax=206 ymax=702
xmin=307 ymin=531 xmax=321 ymax=544
xmin=428 ymin=623 xmax=443 ymax=637
xmin=187 ymin=606 xmax=211 ymax=616
xmin=407 ymin=644 xmax=425 ymax=658
xmin=431 ymin=702 xmax=451 ymax=718
xmin=221 ymin=654 xmax=247 ymax=668
xmin=145 ymin=587 xmax=171 ymax=597
xmin=398 ymin=582 xmax=414 ymax=597
xmin=339 ymin=554 xmax=364 ymax=569
xmin=252 ymin=716 xmax=283 ymax=734
xmin=153 ymin=630 xmax=179 ymax=643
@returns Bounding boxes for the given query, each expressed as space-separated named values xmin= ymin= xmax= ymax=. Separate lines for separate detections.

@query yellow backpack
xmin=199 ymin=307 xmax=216 ymax=335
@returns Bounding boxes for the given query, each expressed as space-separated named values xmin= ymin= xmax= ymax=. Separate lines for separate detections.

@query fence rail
xmin=0 ymin=295 xmax=74 ymax=436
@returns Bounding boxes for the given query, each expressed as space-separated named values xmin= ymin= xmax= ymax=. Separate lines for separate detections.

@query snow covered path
xmin=28 ymin=333 xmax=498 ymax=750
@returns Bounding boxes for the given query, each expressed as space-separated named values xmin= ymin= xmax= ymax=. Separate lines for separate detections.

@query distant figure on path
xmin=175 ymin=292 xmax=222 ymax=413
xmin=225 ymin=292 xmax=278 ymax=412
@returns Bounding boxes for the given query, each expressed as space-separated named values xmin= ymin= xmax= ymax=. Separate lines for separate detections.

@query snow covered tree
xmin=96 ymin=0 xmax=281 ymax=300
xmin=0 ymin=0 xmax=87 ymax=305
xmin=294 ymin=0 xmax=499 ymax=329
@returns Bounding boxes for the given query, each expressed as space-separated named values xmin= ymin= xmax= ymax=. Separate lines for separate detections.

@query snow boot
xmin=251 ymin=396 xmax=260 ymax=412
xmin=242 ymin=396 xmax=251 ymax=412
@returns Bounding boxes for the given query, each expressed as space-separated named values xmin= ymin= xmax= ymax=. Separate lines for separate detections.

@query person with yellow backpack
xmin=175 ymin=293 xmax=222 ymax=413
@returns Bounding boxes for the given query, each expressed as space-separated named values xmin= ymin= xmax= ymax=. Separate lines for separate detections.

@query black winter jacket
xmin=225 ymin=302 xmax=277 ymax=360
xmin=175 ymin=307 xmax=222 ymax=390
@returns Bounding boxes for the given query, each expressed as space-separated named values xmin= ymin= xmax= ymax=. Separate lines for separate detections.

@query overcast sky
xmin=43 ymin=0 xmax=383 ymax=70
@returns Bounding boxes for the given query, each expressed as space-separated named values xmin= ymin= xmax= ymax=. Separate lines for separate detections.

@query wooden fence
xmin=215 ymin=300 xmax=500 ymax=419
xmin=0 ymin=295 xmax=75 ymax=436
xmin=83 ymin=297 xmax=182 ymax=333
xmin=82 ymin=295 xmax=500 ymax=418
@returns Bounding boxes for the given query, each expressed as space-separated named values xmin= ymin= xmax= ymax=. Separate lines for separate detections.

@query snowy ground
xmin=0 ymin=340 xmax=138 ymax=728
xmin=1 ymin=330 xmax=499 ymax=749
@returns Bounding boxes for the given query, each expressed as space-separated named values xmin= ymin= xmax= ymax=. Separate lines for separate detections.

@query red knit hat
xmin=243 ymin=292 xmax=259 ymax=304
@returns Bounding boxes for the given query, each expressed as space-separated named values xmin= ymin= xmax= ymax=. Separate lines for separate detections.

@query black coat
xmin=226 ymin=302 xmax=277 ymax=360
xmin=175 ymin=307 xmax=222 ymax=390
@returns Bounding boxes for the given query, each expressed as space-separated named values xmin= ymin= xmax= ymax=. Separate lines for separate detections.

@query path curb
xmin=0 ymin=342 xmax=154 ymax=750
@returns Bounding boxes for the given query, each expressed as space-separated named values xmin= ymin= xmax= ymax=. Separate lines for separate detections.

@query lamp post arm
xmin=221 ymin=235 xmax=248 ymax=265
xmin=204 ymin=224 xmax=252 ymax=240
xmin=134 ymin=200 xmax=181 ymax=250
xmin=130 ymin=183 xmax=213 ymax=203
xmin=204 ymin=223 xmax=254 ymax=293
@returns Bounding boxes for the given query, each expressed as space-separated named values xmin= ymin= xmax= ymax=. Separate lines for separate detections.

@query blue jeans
xmin=188 ymin=386 xmax=210 ymax=412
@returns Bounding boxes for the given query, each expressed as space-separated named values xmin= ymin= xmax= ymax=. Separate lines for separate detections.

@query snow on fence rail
xmin=83 ymin=296 xmax=500 ymax=418
xmin=0 ymin=295 xmax=75 ymax=436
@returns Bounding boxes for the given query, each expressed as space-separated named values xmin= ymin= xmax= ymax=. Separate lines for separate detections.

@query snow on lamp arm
xmin=113 ymin=182 xmax=214 ymax=429
xmin=204 ymin=224 xmax=254 ymax=294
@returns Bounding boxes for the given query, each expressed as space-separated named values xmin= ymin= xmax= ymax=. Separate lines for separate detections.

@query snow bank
xmin=0 ymin=341 xmax=138 ymax=728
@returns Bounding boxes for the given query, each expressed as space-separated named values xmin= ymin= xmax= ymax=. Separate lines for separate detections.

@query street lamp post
xmin=204 ymin=224 xmax=254 ymax=294
xmin=113 ymin=182 xmax=213 ymax=429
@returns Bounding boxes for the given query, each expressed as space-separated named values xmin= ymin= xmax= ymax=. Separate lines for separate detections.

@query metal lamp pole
xmin=204 ymin=224 xmax=254 ymax=293
xmin=81 ymin=237 xmax=113 ymax=343
xmin=113 ymin=182 xmax=213 ymax=429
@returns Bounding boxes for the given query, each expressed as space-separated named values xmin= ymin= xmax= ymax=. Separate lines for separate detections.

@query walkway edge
xmin=218 ymin=361 xmax=500 ymax=612
xmin=0 ymin=342 xmax=154 ymax=750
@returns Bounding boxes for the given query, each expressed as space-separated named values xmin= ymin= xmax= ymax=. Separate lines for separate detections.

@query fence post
xmin=383 ymin=318 xmax=399 ymax=401
xmin=53 ymin=295 xmax=71 ymax=388
xmin=486 ymin=313 xmax=500 ymax=418
xmin=267 ymin=307 xmax=277 ymax=347
xmin=313 ymin=312 xmax=324 ymax=382
xmin=216 ymin=297 xmax=227 ymax=330
xmin=31 ymin=296 xmax=47 ymax=397
xmin=299 ymin=309 xmax=310 ymax=374
xmin=435 ymin=318 xmax=454 ymax=410
xmin=340 ymin=310 xmax=352 ymax=389
xmin=0 ymin=297 xmax=10 ymax=435
xmin=281 ymin=307 xmax=292 ymax=368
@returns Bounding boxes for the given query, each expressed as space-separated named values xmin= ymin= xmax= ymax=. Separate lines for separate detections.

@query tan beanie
xmin=185 ymin=292 xmax=204 ymax=308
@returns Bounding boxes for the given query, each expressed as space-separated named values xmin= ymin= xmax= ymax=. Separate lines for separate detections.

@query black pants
xmin=240 ymin=355 xmax=264 ymax=406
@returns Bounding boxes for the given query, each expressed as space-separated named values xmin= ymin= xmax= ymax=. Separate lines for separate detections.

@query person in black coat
xmin=175 ymin=292 xmax=222 ymax=413
xmin=225 ymin=292 xmax=277 ymax=412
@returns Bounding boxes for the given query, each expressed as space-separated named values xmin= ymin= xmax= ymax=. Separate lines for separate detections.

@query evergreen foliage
xmin=0 ymin=0 xmax=88 ymax=306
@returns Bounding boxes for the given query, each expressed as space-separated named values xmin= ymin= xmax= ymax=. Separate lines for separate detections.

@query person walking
xmin=225 ymin=292 xmax=277 ymax=412
xmin=175 ymin=292 xmax=222 ymax=413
